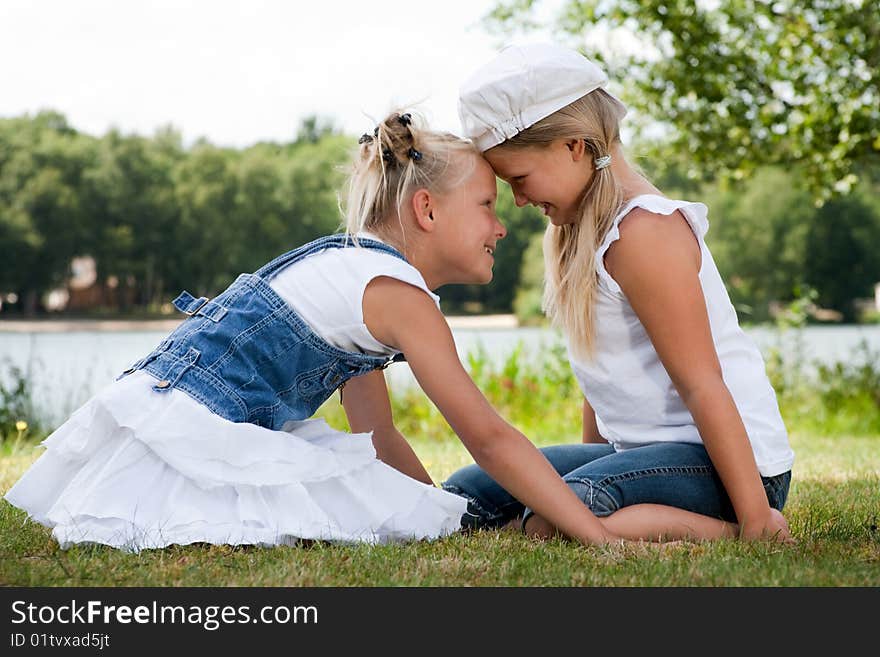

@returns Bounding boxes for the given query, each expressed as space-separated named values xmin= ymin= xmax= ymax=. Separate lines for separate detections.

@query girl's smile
xmin=484 ymin=139 xmax=593 ymax=226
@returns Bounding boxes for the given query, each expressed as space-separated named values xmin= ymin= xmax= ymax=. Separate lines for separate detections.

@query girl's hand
xmin=740 ymin=508 xmax=795 ymax=544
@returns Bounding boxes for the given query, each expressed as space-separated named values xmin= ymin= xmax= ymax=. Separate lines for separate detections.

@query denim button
xmin=155 ymin=380 xmax=171 ymax=389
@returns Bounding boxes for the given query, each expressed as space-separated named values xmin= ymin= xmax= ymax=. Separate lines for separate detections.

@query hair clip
xmin=407 ymin=147 xmax=422 ymax=161
xmin=382 ymin=147 xmax=396 ymax=164
xmin=594 ymin=154 xmax=612 ymax=170
xmin=358 ymin=133 xmax=373 ymax=144
xmin=373 ymin=126 xmax=380 ymax=137
xmin=398 ymin=113 xmax=412 ymax=126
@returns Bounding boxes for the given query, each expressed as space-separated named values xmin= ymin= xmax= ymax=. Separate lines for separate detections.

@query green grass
xmin=1 ymin=428 xmax=877 ymax=587
xmin=1 ymin=342 xmax=877 ymax=586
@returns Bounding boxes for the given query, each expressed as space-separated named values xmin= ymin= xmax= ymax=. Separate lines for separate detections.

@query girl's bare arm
xmin=582 ymin=398 xmax=607 ymax=444
xmin=342 ymin=369 xmax=434 ymax=486
xmin=605 ymin=208 xmax=791 ymax=543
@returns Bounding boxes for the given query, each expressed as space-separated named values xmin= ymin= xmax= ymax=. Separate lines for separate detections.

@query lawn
xmin=1 ymin=428 xmax=877 ymax=587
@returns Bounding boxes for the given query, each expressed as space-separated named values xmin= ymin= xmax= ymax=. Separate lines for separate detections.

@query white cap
xmin=458 ymin=43 xmax=627 ymax=152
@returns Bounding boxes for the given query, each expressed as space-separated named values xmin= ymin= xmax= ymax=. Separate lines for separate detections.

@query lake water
xmin=1 ymin=323 xmax=878 ymax=426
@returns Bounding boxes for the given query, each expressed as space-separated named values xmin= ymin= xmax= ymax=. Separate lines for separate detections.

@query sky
xmin=0 ymin=0 xmax=565 ymax=148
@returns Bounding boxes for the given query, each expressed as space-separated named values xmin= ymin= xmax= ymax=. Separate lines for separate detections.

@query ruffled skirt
xmin=4 ymin=372 xmax=467 ymax=551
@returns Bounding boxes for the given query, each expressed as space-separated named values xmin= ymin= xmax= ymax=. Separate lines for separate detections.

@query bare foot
xmin=770 ymin=508 xmax=795 ymax=544
xmin=522 ymin=514 xmax=559 ymax=540
xmin=501 ymin=516 xmax=523 ymax=532
xmin=770 ymin=508 xmax=790 ymax=532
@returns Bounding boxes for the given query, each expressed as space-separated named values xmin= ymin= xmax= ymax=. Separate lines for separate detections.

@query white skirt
xmin=4 ymin=371 xmax=467 ymax=552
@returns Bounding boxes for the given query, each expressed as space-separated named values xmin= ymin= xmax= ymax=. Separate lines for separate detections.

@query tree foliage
xmin=3 ymin=109 xmax=878 ymax=321
xmin=485 ymin=0 xmax=880 ymax=199
xmin=1 ymin=112 xmax=546 ymax=317
xmin=1 ymin=113 xmax=347 ymax=315
xmin=682 ymin=167 xmax=880 ymax=322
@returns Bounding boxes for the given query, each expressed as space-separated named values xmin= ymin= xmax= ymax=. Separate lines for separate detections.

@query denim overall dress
xmin=119 ymin=235 xmax=406 ymax=429
xmin=5 ymin=234 xmax=470 ymax=550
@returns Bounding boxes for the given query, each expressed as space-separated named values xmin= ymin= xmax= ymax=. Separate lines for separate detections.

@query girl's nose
xmin=495 ymin=216 xmax=508 ymax=240
xmin=513 ymin=191 xmax=528 ymax=207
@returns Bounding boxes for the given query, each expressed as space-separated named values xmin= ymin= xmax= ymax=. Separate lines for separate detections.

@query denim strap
xmin=171 ymin=291 xmax=228 ymax=322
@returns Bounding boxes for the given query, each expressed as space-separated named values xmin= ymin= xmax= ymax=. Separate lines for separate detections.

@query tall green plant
xmin=0 ymin=360 xmax=40 ymax=442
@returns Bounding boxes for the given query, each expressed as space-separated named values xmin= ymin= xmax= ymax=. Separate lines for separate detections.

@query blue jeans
xmin=441 ymin=442 xmax=791 ymax=530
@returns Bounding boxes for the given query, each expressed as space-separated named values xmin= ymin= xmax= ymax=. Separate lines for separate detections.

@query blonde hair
xmin=491 ymin=90 xmax=625 ymax=359
xmin=344 ymin=111 xmax=478 ymax=245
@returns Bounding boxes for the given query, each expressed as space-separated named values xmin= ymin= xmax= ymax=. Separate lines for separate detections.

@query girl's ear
xmin=411 ymin=188 xmax=437 ymax=232
xmin=566 ymin=138 xmax=587 ymax=162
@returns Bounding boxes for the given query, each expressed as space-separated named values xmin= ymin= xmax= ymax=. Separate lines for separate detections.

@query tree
xmin=295 ymin=115 xmax=340 ymax=145
xmin=700 ymin=166 xmax=814 ymax=321
xmin=282 ymin=134 xmax=352 ymax=244
xmin=805 ymin=187 xmax=880 ymax=320
xmin=512 ymin=230 xmax=546 ymax=323
xmin=0 ymin=112 xmax=94 ymax=314
xmin=170 ymin=142 xmax=240 ymax=295
xmin=1 ymin=111 xmax=550 ymax=317
xmin=229 ymin=144 xmax=290 ymax=274
xmin=485 ymin=0 xmax=880 ymax=200
xmin=82 ymin=128 xmax=183 ymax=309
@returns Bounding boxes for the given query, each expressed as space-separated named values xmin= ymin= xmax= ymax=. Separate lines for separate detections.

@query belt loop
xmin=172 ymin=290 xmax=210 ymax=316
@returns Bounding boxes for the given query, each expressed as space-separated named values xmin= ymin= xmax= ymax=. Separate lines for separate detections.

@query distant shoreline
xmin=0 ymin=314 xmax=520 ymax=332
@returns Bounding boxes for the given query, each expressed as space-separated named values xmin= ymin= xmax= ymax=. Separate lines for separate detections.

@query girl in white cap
xmin=447 ymin=43 xmax=794 ymax=543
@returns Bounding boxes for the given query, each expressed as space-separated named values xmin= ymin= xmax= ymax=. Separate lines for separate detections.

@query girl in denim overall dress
xmin=447 ymin=44 xmax=795 ymax=543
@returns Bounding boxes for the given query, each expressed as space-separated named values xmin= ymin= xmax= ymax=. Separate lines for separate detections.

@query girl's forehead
xmin=468 ymin=157 xmax=499 ymax=188
xmin=485 ymin=146 xmax=541 ymax=172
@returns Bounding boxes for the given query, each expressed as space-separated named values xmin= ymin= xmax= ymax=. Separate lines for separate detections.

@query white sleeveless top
xmin=569 ymin=195 xmax=794 ymax=477
xmin=269 ymin=232 xmax=440 ymax=356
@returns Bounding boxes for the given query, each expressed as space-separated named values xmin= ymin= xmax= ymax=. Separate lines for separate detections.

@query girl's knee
xmin=565 ymin=477 xmax=619 ymax=516
xmin=443 ymin=464 xmax=496 ymax=496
